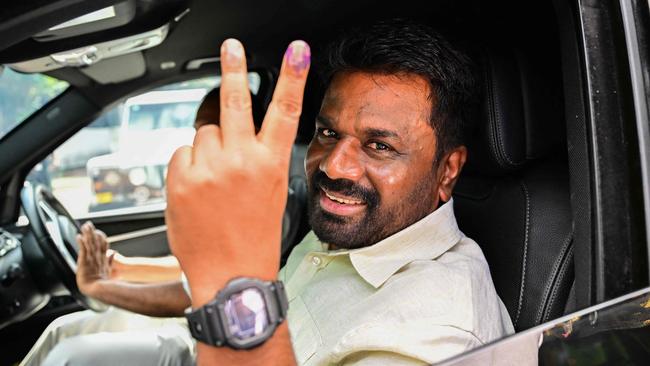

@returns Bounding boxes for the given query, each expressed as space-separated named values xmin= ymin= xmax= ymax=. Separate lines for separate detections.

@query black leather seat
xmin=454 ymin=48 xmax=574 ymax=331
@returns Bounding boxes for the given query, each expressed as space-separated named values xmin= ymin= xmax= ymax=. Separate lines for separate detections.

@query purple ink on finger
xmin=286 ymin=41 xmax=311 ymax=74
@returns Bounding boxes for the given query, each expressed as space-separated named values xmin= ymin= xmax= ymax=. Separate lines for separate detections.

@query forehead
xmin=320 ymin=71 xmax=433 ymax=132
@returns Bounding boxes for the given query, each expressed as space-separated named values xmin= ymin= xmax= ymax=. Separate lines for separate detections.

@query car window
xmin=438 ymin=287 xmax=650 ymax=366
xmin=0 ymin=67 xmax=69 ymax=140
xmin=26 ymin=73 xmax=260 ymax=218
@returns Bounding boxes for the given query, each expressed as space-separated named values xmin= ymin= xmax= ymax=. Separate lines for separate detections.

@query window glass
xmin=439 ymin=288 xmax=650 ymax=366
xmin=27 ymin=73 xmax=260 ymax=218
xmin=0 ymin=67 xmax=69 ymax=140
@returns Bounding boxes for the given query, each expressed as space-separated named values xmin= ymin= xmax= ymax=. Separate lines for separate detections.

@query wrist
xmin=80 ymin=278 xmax=111 ymax=300
xmin=196 ymin=323 xmax=295 ymax=365
xmin=186 ymin=270 xmax=278 ymax=308
xmin=186 ymin=277 xmax=289 ymax=352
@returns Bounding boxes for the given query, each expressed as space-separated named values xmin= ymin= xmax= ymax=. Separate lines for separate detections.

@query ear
xmin=437 ymin=146 xmax=468 ymax=203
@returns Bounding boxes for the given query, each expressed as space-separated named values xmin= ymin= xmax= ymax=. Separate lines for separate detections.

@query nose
xmin=319 ymin=139 xmax=364 ymax=181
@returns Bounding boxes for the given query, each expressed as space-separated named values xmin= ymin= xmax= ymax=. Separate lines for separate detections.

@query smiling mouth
xmin=321 ymin=187 xmax=364 ymax=205
xmin=318 ymin=187 xmax=367 ymax=216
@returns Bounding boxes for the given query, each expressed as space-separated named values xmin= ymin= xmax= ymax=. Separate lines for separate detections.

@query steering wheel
xmin=21 ymin=182 xmax=107 ymax=312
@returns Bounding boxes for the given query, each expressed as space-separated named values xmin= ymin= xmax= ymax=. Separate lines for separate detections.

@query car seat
xmin=454 ymin=47 xmax=573 ymax=331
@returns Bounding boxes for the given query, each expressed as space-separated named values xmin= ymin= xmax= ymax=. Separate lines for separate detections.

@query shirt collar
xmin=331 ymin=199 xmax=463 ymax=288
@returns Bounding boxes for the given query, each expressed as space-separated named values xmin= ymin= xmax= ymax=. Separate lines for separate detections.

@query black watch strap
xmin=186 ymin=300 xmax=226 ymax=346
xmin=186 ymin=279 xmax=288 ymax=348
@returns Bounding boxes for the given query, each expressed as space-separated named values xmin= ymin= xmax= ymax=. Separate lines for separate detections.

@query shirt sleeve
xmin=332 ymin=321 xmax=484 ymax=365
xmin=180 ymin=272 xmax=191 ymax=301
xmin=339 ymin=351 xmax=428 ymax=366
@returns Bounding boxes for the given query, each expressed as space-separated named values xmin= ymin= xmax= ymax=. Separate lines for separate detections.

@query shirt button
xmin=311 ymin=256 xmax=322 ymax=266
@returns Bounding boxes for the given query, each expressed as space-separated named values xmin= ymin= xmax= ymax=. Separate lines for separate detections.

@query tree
xmin=0 ymin=68 xmax=68 ymax=137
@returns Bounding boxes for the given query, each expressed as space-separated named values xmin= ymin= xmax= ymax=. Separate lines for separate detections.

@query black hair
xmin=202 ymin=87 xmax=219 ymax=104
xmin=199 ymin=87 xmax=265 ymax=128
xmin=321 ymin=19 xmax=477 ymax=159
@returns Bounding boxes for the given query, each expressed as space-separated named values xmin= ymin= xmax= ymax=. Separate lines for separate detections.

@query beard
xmin=307 ymin=169 xmax=437 ymax=249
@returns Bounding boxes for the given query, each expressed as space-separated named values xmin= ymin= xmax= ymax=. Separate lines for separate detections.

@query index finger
xmin=220 ymin=39 xmax=255 ymax=146
xmin=258 ymin=41 xmax=311 ymax=155
xmin=76 ymin=234 xmax=86 ymax=257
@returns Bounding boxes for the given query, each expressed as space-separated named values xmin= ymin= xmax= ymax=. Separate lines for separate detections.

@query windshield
xmin=0 ymin=67 xmax=69 ymax=140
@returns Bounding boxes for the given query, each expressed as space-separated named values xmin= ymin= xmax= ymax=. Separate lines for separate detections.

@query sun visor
xmin=80 ymin=52 xmax=146 ymax=84
xmin=8 ymin=24 xmax=168 ymax=73
xmin=33 ymin=3 xmax=136 ymax=42
xmin=0 ymin=0 xmax=188 ymax=64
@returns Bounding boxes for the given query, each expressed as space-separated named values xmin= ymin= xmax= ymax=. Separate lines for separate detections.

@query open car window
xmin=439 ymin=287 xmax=650 ymax=365
xmin=0 ymin=68 xmax=68 ymax=140
xmin=26 ymin=73 xmax=260 ymax=218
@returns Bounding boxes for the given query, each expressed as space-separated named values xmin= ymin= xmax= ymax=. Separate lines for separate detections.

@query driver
xmin=25 ymin=19 xmax=514 ymax=366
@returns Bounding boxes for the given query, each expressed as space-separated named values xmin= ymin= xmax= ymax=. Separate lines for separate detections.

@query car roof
xmin=1 ymin=0 xmax=557 ymax=90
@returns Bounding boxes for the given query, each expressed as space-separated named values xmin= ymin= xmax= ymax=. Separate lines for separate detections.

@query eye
xmin=368 ymin=141 xmax=392 ymax=151
xmin=317 ymin=127 xmax=338 ymax=138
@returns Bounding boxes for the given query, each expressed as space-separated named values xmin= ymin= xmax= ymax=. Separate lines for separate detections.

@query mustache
xmin=310 ymin=170 xmax=380 ymax=208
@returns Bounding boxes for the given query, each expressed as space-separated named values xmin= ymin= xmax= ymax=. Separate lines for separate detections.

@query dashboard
xmin=0 ymin=228 xmax=50 ymax=330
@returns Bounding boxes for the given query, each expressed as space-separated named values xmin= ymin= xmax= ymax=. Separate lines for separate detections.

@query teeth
xmin=324 ymin=190 xmax=362 ymax=205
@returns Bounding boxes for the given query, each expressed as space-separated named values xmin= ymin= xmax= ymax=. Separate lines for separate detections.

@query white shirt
xmin=279 ymin=199 xmax=514 ymax=365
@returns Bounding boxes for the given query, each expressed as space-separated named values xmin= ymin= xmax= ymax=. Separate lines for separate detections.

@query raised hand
xmin=165 ymin=38 xmax=310 ymax=306
xmin=75 ymin=221 xmax=110 ymax=297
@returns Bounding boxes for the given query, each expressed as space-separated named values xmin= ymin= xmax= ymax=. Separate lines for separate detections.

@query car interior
xmin=0 ymin=0 xmax=647 ymax=364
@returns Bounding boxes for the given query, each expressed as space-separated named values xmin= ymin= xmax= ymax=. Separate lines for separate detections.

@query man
xmin=264 ymin=21 xmax=513 ymax=364
xmin=30 ymin=19 xmax=514 ymax=365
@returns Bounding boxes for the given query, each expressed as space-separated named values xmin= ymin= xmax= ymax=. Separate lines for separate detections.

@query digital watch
xmin=185 ymin=277 xmax=289 ymax=349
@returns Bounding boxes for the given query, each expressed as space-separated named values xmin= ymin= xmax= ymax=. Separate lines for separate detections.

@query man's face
xmin=306 ymin=71 xmax=442 ymax=249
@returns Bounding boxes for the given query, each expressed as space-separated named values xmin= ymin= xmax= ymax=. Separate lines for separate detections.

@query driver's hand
xmin=75 ymin=221 xmax=111 ymax=297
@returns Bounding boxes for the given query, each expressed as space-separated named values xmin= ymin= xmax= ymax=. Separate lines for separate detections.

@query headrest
xmin=464 ymin=48 xmax=565 ymax=176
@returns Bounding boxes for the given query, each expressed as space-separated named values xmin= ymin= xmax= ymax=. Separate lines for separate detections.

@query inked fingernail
xmin=285 ymin=41 xmax=311 ymax=74
xmin=222 ymin=39 xmax=244 ymax=65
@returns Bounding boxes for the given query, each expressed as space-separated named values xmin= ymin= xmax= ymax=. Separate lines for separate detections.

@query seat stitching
xmin=543 ymin=244 xmax=574 ymax=322
xmin=535 ymin=230 xmax=574 ymax=322
xmin=485 ymin=57 xmax=515 ymax=169
xmin=514 ymin=181 xmax=530 ymax=327
xmin=485 ymin=62 xmax=501 ymax=167
xmin=486 ymin=56 xmax=524 ymax=169
xmin=493 ymin=82 xmax=517 ymax=166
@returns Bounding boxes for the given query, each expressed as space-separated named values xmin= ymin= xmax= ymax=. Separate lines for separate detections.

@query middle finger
xmin=258 ymin=41 xmax=311 ymax=156
xmin=83 ymin=225 xmax=98 ymax=257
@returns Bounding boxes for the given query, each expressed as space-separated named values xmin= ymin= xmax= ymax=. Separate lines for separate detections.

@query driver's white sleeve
xmin=181 ymin=272 xmax=191 ymax=301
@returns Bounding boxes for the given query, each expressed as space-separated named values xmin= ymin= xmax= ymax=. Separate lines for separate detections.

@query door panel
xmin=109 ymin=226 xmax=169 ymax=257
xmin=79 ymin=208 xmax=169 ymax=257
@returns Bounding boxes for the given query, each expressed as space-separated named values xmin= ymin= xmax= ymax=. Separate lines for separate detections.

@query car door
xmin=441 ymin=0 xmax=650 ymax=364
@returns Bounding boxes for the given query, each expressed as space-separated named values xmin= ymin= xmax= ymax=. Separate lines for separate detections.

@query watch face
xmin=224 ymin=287 xmax=270 ymax=341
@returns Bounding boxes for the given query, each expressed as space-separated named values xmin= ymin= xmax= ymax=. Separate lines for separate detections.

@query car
xmin=0 ymin=0 xmax=648 ymax=365
xmin=51 ymin=108 xmax=121 ymax=174
xmin=86 ymin=88 xmax=208 ymax=212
